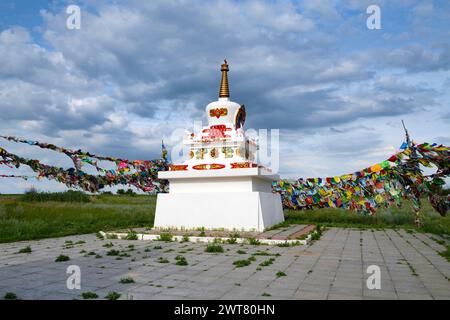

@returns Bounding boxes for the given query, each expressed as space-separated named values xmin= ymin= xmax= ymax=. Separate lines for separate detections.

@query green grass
xmin=156 ymin=233 xmax=173 ymax=242
xmin=0 ymin=194 xmax=448 ymax=245
xmin=157 ymin=257 xmax=169 ymax=263
xmin=205 ymin=244 xmax=224 ymax=253
xmin=405 ymin=261 xmax=419 ymax=276
xmin=119 ymin=277 xmax=135 ymax=284
xmin=233 ymin=259 xmax=252 ymax=268
xmin=17 ymin=246 xmax=32 ymax=254
xmin=105 ymin=291 xmax=121 ymax=300
xmin=247 ymin=238 xmax=261 ymax=245
xmin=119 ymin=252 xmax=130 ymax=257
xmin=55 ymin=254 xmax=70 ymax=262
xmin=282 ymin=199 xmax=450 ymax=235
xmin=259 ymin=258 xmax=275 ymax=267
xmin=431 ymin=237 xmax=446 ymax=246
xmin=22 ymin=190 xmax=90 ymax=203
xmin=439 ymin=245 xmax=450 ymax=262
xmin=124 ymin=230 xmax=138 ymax=240
xmin=81 ymin=292 xmax=98 ymax=299
xmin=252 ymin=251 xmax=280 ymax=257
xmin=4 ymin=292 xmax=18 ymax=300
xmin=175 ymin=255 xmax=188 ymax=266
xmin=106 ymin=249 xmax=120 ymax=256
xmin=277 ymin=242 xmax=293 ymax=247
xmin=0 ymin=194 xmax=156 ymax=243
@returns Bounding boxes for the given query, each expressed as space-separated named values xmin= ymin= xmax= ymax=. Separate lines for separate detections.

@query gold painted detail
xmin=210 ymin=148 xmax=218 ymax=158
xmin=209 ymin=108 xmax=228 ymax=118
xmin=222 ymin=147 xmax=234 ymax=158
xmin=195 ymin=148 xmax=206 ymax=160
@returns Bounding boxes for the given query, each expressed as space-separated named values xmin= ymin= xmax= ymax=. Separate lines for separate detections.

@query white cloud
xmin=0 ymin=0 xmax=449 ymax=192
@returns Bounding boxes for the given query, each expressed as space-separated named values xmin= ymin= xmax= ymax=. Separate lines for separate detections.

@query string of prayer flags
xmin=0 ymin=136 xmax=169 ymax=193
xmin=1 ymin=135 xmax=448 ymax=215
xmin=273 ymin=142 xmax=449 ymax=216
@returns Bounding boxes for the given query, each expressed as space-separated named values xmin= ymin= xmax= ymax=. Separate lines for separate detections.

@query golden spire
xmin=219 ymin=59 xmax=230 ymax=98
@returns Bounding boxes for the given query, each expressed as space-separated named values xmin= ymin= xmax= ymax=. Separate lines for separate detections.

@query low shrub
xmin=4 ymin=292 xmax=18 ymax=300
xmin=106 ymin=249 xmax=120 ymax=256
xmin=259 ymin=258 xmax=275 ymax=267
xmin=55 ymin=254 xmax=70 ymax=262
xmin=205 ymin=244 xmax=224 ymax=253
xmin=81 ymin=292 xmax=98 ymax=299
xmin=276 ymin=271 xmax=286 ymax=277
xmin=248 ymin=238 xmax=261 ymax=245
xmin=156 ymin=233 xmax=173 ymax=242
xmin=119 ymin=277 xmax=135 ymax=284
xmin=233 ymin=259 xmax=251 ymax=268
xmin=105 ymin=291 xmax=121 ymax=300
xmin=175 ymin=255 xmax=188 ymax=266
xmin=124 ymin=231 xmax=138 ymax=240
xmin=17 ymin=246 xmax=32 ymax=254
xmin=157 ymin=257 xmax=169 ymax=263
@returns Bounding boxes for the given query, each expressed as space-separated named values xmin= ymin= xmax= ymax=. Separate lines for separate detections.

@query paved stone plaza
xmin=0 ymin=228 xmax=449 ymax=300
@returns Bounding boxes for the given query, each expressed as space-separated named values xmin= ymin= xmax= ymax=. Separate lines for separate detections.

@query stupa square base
xmin=154 ymin=191 xmax=284 ymax=232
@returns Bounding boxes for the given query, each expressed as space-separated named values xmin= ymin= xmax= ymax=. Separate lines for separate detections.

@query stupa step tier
xmin=185 ymin=125 xmax=258 ymax=145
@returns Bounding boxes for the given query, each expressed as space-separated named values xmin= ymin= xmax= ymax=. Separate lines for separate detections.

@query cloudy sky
xmin=0 ymin=0 xmax=449 ymax=193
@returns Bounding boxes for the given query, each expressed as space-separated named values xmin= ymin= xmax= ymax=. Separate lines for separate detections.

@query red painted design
xmin=230 ymin=162 xmax=258 ymax=169
xmin=193 ymin=163 xmax=226 ymax=170
xmin=170 ymin=165 xmax=188 ymax=171
xmin=202 ymin=125 xmax=231 ymax=139
xmin=210 ymin=108 xmax=228 ymax=118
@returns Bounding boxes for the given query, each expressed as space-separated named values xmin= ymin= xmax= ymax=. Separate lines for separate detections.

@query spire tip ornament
xmin=219 ymin=59 xmax=230 ymax=98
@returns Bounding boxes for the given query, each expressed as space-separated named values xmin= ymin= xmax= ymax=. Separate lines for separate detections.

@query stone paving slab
xmin=268 ymin=225 xmax=307 ymax=239
xmin=259 ymin=225 xmax=310 ymax=239
xmin=0 ymin=228 xmax=449 ymax=300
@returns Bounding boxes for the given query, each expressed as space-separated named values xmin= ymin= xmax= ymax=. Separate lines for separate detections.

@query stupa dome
xmin=205 ymin=60 xmax=245 ymax=129
xmin=205 ymin=98 xmax=241 ymax=127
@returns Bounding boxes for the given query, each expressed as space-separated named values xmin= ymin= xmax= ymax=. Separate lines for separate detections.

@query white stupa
xmin=154 ymin=60 xmax=284 ymax=231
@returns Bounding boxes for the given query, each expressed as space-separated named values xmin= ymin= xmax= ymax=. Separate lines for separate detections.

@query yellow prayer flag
xmin=371 ymin=164 xmax=382 ymax=172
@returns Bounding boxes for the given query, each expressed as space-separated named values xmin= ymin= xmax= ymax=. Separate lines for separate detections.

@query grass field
xmin=0 ymin=194 xmax=155 ymax=243
xmin=0 ymin=193 xmax=448 ymax=243
xmin=283 ymin=200 xmax=450 ymax=236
